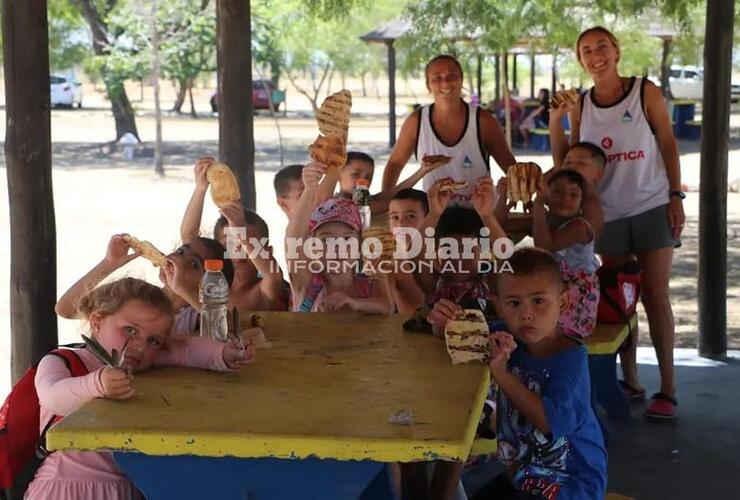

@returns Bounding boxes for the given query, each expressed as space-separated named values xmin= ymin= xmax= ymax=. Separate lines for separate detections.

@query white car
xmin=668 ymin=66 xmax=740 ymax=102
xmin=50 ymin=75 xmax=82 ymax=108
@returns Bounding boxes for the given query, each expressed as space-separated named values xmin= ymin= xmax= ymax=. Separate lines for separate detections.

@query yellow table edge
xmin=49 ymin=430 xmax=467 ymax=462
xmin=585 ymin=314 xmax=637 ymax=355
xmin=458 ymin=368 xmax=492 ymax=459
xmin=48 ymin=367 xmax=492 ymax=463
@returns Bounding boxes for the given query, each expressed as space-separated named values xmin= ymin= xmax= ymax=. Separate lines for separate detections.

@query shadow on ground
xmin=637 ymin=215 xmax=740 ymax=349
xmin=606 ymin=354 xmax=740 ymax=500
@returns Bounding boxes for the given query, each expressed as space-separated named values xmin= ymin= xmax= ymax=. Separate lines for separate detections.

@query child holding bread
xmin=180 ymin=156 xmax=288 ymax=311
xmin=475 ymin=247 xmax=606 ymax=499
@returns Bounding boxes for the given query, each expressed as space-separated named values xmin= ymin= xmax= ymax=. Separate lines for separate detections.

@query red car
xmin=210 ymin=80 xmax=285 ymax=112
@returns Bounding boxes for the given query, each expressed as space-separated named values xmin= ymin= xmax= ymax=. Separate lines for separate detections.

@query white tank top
xmin=416 ymin=101 xmax=490 ymax=205
xmin=580 ymin=77 xmax=669 ymax=222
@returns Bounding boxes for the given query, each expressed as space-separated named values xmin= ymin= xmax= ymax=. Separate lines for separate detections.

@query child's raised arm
xmin=55 ymin=235 xmax=140 ymax=319
xmin=549 ymin=98 xmax=575 ymax=169
xmin=412 ymin=179 xmax=452 ymax=296
xmin=286 ymin=162 xmax=326 ymax=297
xmin=472 ymin=176 xmax=507 ymax=241
xmin=489 ymin=331 xmax=551 ymax=433
xmin=493 ymin=177 xmax=513 ymax=224
xmin=180 ymin=157 xmax=214 ymax=243
xmin=218 ymin=201 xmax=285 ymax=309
xmin=369 ymin=156 xmax=450 ymax=213
xmin=532 ymin=183 xmax=592 ymax=252
xmin=314 ymin=165 xmax=340 ymax=207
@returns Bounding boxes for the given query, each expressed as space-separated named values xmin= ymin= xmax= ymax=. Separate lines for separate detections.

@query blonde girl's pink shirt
xmin=25 ymin=337 xmax=231 ymax=500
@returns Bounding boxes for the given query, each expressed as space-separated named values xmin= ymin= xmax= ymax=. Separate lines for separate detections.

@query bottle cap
xmin=355 ymin=179 xmax=370 ymax=188
xmin=204 ymin=259 xmax=223 ymax=271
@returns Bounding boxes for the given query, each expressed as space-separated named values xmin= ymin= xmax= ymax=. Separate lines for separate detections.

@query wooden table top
xmin=48 ymin=312 xmax=490 ymax=463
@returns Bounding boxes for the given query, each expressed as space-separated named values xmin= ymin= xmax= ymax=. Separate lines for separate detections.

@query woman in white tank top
xmin=381 ymin=55 xmax=516 ymax=205
xmin=568 ymin=27 xmax=685 ymax=420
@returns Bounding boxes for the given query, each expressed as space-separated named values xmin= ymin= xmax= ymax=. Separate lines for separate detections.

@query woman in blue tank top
xmin=563 ymin=26 xmax=684 ymax=420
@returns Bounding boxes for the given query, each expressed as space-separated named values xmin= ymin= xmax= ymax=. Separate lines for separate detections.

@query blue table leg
xmin=114 ymin=453 xmax=395 ymax=500
xmin=588 ymin=353 xmax=629 ymax=421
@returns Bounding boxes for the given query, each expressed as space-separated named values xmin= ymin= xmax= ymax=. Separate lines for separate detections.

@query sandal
xmin=645 ymin=392 xmax=678 ymax=420
xmin=618 ymin=380 xmax=646 ymax=401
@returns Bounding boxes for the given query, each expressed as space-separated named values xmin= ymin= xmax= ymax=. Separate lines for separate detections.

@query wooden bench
xmin=469 ymin=315 xmax=637 ymax=457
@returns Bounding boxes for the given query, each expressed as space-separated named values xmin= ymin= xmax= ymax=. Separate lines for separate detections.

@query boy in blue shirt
xmin=484 ymin=247 xmax=607 ymax=499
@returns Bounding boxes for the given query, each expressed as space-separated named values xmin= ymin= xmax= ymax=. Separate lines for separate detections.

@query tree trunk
xmin=3 ymin=0 xmax=58 ymax=381
xmin=660 ymin=38 xmax=672 ymax=98
xmin=172 ymin=78 xmax=187 ymax=113
xmin=255 ymin=66 xmax=284 ymax=167
xmin=502 ymin=52 xmax=511 ymax=148
xmin=217 ymin=0 xmax=256 ymax=209
xmin=326 ymin=66 xmax=335 ymax=95
xmin=105 ymin=78 xmax=139 ymax=141
xmin=360 ymin=72 xmax=367 ymax=97
xmin=698 ymin=0 xmax=734 ymax=358
xmin=76 ymin=0 xmax=139 ymax=140
xmin=285 ymin=70 xmax=320 ymax=114
xmin=189 ymin=80 xmax=197 ymax=118
xmin=151 ymin=0 xmax=164 ymax=176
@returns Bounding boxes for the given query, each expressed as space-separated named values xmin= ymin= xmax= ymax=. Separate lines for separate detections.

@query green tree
xmin=255 ymin=0 xmax=405 ymax=111
xmin=48 ymin=0 xmax=91 ymax=72
xmin=157 ymin=1 xmax=216 ymax=114
xmin=72 ymin=0 xmax=141 ymax=140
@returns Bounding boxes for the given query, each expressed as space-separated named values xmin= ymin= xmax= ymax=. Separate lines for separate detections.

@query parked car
xmin=210 ymin=80 xmax=285 ymax=113
xmin=50 ymin=75 xmax=82 ymax=108
xmin=667 ymin=66 xmax=740 ymax=102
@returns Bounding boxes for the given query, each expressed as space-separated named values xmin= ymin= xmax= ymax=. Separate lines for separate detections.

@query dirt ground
xmin=1 ymin=84 xmax=739 ymax=396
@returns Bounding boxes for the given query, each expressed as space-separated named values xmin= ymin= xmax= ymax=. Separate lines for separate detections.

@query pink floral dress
xmin=555 ymin=217 xmax=600 ymax=337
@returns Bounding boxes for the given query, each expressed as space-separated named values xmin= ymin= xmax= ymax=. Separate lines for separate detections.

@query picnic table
xmin=47 ymin=312 xmax=490 ymax=499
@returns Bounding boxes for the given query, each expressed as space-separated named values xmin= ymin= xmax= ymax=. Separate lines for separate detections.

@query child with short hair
xmin=388 ymin=188 xmax=429 ymax=231
xmin=180 ymin=157 xmax=287 ymax=311
xmin=286 ymin=162 xmax=393 ymax=314
xmin=424 ymin=176 xmax=508 ymax=331
xmin=532 ymin=170 xmax=600 ymax=337
xmin=215 ymin=202 xmax=289 ymax=311
xmin=384 ymin=189 xmax=429 ymax=314
xmin=404 ymin=177 xmax=507 ymax=500
xmin=337 ymin=151 xmax=375 ymax=197
xmin=26 ymin=278 xmax=255 ymax=500
xmin=273 ymin=164 xmax=305 ymax=219
xmin=478 ymin=247 xmax=606 ymax=499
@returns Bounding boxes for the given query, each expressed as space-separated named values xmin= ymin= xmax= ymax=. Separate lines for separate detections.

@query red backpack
xmin=597 ymin=261 xmax=642 ymax=327
xmin=0 ymin=348 xmax=88 ymax=499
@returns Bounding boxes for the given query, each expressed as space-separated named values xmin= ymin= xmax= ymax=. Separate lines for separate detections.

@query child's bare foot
xmin=618 ymin=379 xmax=646 ymax=400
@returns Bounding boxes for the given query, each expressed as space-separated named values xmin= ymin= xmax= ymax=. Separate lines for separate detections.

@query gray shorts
xmin=596 ymin=204 xmax=680 ymax=257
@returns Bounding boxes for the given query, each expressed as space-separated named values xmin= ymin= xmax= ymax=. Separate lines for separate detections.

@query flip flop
xmin=645 ymin=392 xmax=678 ymax=420
xmin=618 ymin=379 xmax=646 ymax=400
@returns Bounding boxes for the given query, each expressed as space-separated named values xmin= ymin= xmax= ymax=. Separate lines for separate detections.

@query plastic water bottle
xmin=199 ymin=259 xmax=229 ymax=342
xmin=353 ymin=178 xmax=372 ymax=230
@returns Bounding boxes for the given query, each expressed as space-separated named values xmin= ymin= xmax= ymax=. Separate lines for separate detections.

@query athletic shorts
xmin=596 ymin=204 xmax=681 ymax=257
